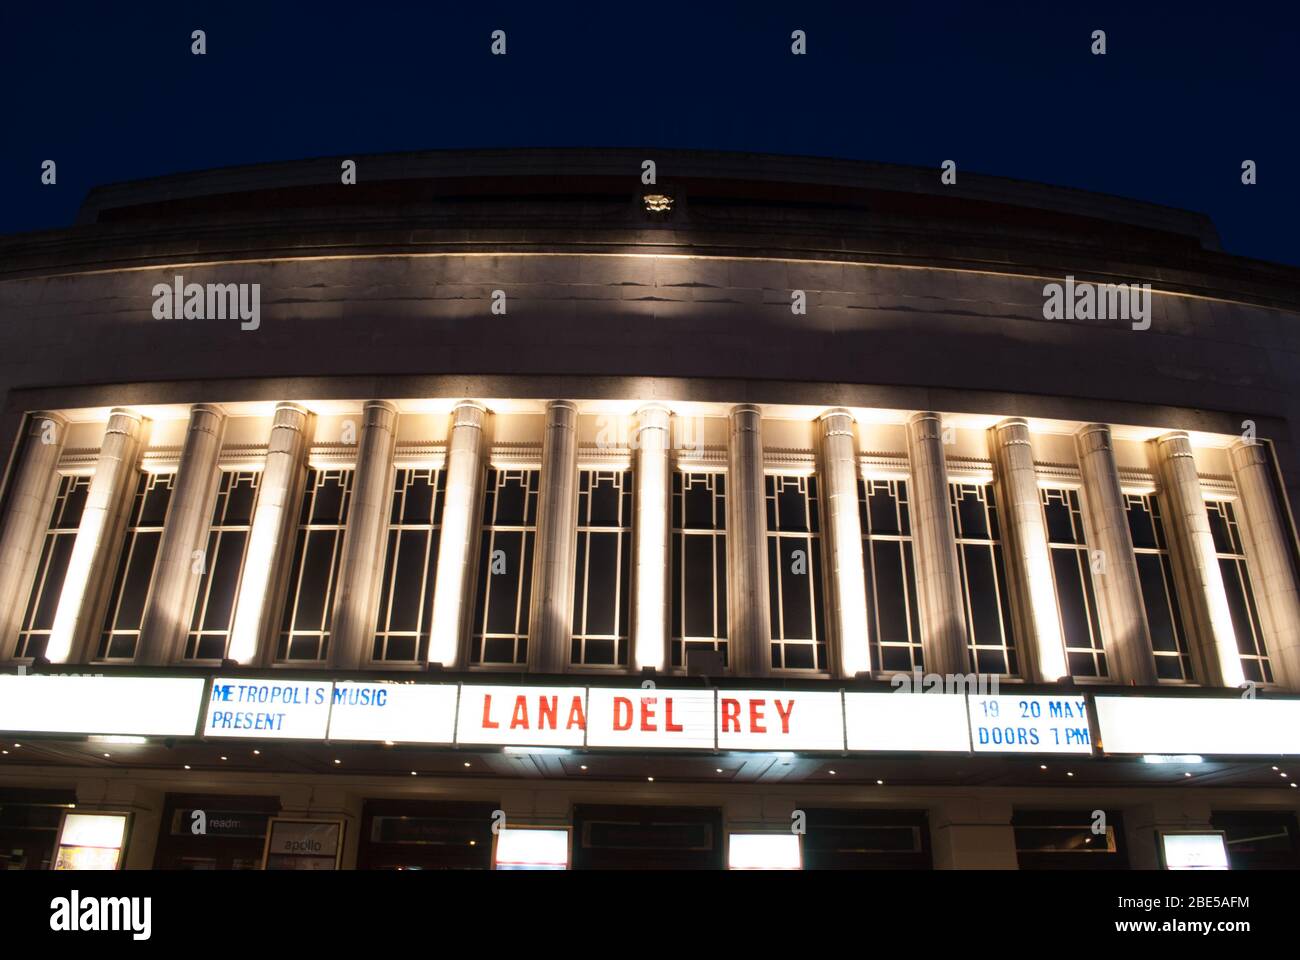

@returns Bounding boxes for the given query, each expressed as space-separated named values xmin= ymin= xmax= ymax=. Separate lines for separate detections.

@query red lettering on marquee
xmin=665 ymin=697 xmax=683 ymax=733
xmin=614 ymin=697 xmax=632 ymax=730
xmin=750 ymin=700 xmax=766 ymax=734
xmin=482 ymin=694 xmax=499 ymax=729
xmin=721 ymin=698 xmax=740 ymax=732
xmin=640 ymin=697 xmax=656 ymax=731
xmin=566 ymin=696 xmax=587 ymax=730
xmin=774 ymin=699 xmax=794 ymax=733
xmin=510 ymin=696 xmax=529 ymax=729
xmin=538 ymin=696 xmax=558 ymax=730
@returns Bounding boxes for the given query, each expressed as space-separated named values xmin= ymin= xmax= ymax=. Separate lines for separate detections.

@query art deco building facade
xmin=1 ymin=150 xmax=1299 ymax=870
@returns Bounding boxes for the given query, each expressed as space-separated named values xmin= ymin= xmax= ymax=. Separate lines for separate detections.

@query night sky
xmin=3 ymin=2 xmax=1297 ymax=265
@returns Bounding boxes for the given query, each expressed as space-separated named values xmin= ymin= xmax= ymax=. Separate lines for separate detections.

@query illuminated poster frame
xmin=53 ymin=810 xmax=131 ymax=871
xmin=491 ymin=824 xmax=573 ymax=870
xmin=1159 ymin=830 xmax=1230 ymax=871
xmin=727 ymin=831 xmax=803 ymax=870
xmin=261 ymin=817 xmax=346 ymax=870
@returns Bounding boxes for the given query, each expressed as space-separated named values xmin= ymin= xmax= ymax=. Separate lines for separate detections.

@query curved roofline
xmin=74 ymin=146 xmax=1221 ymax=249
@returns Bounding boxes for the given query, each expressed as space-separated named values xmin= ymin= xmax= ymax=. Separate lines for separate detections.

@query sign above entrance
xmin=6 ymin=673 xmax=1295 ymax=760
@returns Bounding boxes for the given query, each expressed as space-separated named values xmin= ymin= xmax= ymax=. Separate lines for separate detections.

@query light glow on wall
xmin=633 ymin=406 xmax=670 ymax=671
xmin=44 ymin=507 xmax=106 ymax=663
xmin=427 ymin=403 xmax=485 ymax=667
xmin=1025 ymin=539 xmax=1069 ymax=681
xmin=226 ymin=501 xmax=283 ymax=663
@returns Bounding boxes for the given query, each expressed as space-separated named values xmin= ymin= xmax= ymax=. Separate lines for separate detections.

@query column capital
xmin=906 ymin=411 xmax=944 ymax=441
xmin=451 ymin=400 xmax=488 ymax=429
xmin=187 ymin=404 xmax=226 ymax=436
xmin=360 ymin=399 xmax=399 ymax=426
xmin=991 ymin=417 xmax=1030 ymax=439
xmin=25 ymin=411 xmax=68 ymax=435
xmin=817 ymin=408 xmax=855 ymax=437
xmin=1074 ymin=422 xmax=1113 ymax=450
xmin=105 ymin=408 xmax=145 ymax=433
xmin=1227 ymin=437 xmax=1268 ymax=470
xmin=1154 ymin=429 xmax=1192 ymax=449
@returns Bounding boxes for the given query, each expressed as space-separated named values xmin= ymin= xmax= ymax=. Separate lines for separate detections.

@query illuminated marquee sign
xmin=13 ymin=674 xmax=1294 ymax=760
xmin=204 ymin=679 xmax=333 ymax=739
xmin=586 ymin=688 xmax=715 ymax=749
xmin=844 ymin=691 xmax=971 ymax=752
xmin=327 ymin=681 xmax=458 ymax=744
xmin=716 ymin=690 xmax=844 ymax=751
xmin=968 ymin=694 xmax=1092 ymax=754
xmin=1094 ymin=696 xmax=1300 ymax=756
xmin=455 ymin=685 xmax=588 ymax=747
xmin=0 ymin=675 xmax=204 ymax=737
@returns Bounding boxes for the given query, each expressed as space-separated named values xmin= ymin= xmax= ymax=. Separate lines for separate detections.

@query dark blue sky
xmin=4 ymin=2 xmax=1297 ymax=265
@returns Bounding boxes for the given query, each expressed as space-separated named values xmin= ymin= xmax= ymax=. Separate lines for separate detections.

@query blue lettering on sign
xmin=207 ymin=710 xmax=288 ymax=731
xmin=208 ymin=683 xmax=325 ymax=706
xmin=977 ymin=726 xmax=1041 ymax=746
xmin=1048 ymin=699 xmax=1087 ymax=719
xmin=971 ymin=697 xmax=1092 ymax=751
xmin=332 ymin=687 xmax=389 ymax=708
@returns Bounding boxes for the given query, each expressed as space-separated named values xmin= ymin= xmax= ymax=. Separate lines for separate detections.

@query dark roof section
xmin=76 ymin=147 xmax=1221 ymax=250
xmin=4 ymin=148 xmax=1298 ymax=311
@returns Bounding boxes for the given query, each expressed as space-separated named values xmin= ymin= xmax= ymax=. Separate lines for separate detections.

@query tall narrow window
xmin=571 ymin=470 xmax=632 ymax=667
xmin=98 ymin=472 xmax=174 ymax=660
xmin=187 ymin=471 xmax=260 ymax=660
xmin=1041 ymin=487 xmax=1106 ymax=678
xmin=766 ymin=474 xmax=826 ymax=671
xmin=373 ymin=468 xmax=445 ymax=663
xmin=471 ymin=469 xmax=537 ymax=665
xmin=277 ymin=468 xmax=353 ymax=662
xmin=671 ymin=472 xmax=728 ymax=669
xmin=950 ymin=482 xmax=1019 ymax=675
xmin=15 ymin=475 xmax=90 ymax=659
xmin=1125 ymin=492 xmax=1191 ymax=681
xmin=1206 ymin=498 xmax=1273 ymax=683
xmin=859 ymin=478 xmax=922 ymax=672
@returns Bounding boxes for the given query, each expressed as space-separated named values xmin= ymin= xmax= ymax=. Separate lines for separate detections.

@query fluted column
xmin=135 ymin=405 xmax=226 ymax=665
xmin=725 ymin=404 xmax=771 ymax=676
xmin=228 ymin=403 xmax=313 ymax=665
xmin=632 ymin=404 xmax=671 ymax=671
xmin=1149 ymin=432 xmax=1243 ymax=687
xmin=329 ymin=401 xmax=399 ymax=670
xmin=989 ymin=418 xmax=1067 ymax=681
xmin=428 ymin=401 xmax=488 ymax=668
xmin=905 ymin=412 xmax=969 ymax=676
xmin=0 ymin=413 xmax=69 ymax=660
xmin=527 ymin=400 xmax=580 ymax=673
xmin=818 ymin=409 xmax=871 ymax=677
xmin=1227 ymin=439 xmax=1300 ymax=688
xmin=1075 ymin=424 xmax=1158 ymax=685
xmin=46 ymin=409 xmax=147 ymax=663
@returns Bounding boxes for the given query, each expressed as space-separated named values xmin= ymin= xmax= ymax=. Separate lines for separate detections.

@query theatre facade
xmin=1 ymin=149 xmax=1299 ymax=870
